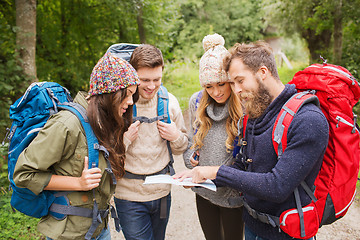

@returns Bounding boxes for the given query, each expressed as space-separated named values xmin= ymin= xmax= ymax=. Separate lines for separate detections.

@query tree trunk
xmin=333 ymin=0 xmax=343 ymax=65
xmin=136 ymin=1 xmax=146 ymax=43
xmin=302 ymin=28 xmax=332 ymax=64
xmin=16 ymin=0 xmax=37 ymax=81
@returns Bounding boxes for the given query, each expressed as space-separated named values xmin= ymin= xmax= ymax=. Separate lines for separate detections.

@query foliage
xmin=35 ymin=0 xmax=181 ymax=95
xmin=0 ymin=1 xmax=32 ymax=136
xmin=163 ymin=60 xmax=201 ymax=110
xmin=0 ymin=143 xmax=9 ymax=189
xmin=264 ymin=0 xmax=334 ymax=63
xmin=278 ymin=62 xmax=309 ymax=84
xmin=341 ymin=1 xmax=360 ymax=81
xmin=0 ymin=191 xmax=43 ymax=240
xmin=171 ymin=0 xmax=266 ymax=60
xmin=0 ymin=144 xmax=40 ymax=240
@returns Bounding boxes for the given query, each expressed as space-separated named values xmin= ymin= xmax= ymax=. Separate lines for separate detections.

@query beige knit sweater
xmin=115 ymin=92 xmax=188 ymax=201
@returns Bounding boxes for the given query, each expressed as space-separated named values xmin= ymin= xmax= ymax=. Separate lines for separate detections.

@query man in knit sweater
xmin=174 ymin=41 xmax=329 ymax=240
xmin=114 ymin=44 xmax=188 ymax=240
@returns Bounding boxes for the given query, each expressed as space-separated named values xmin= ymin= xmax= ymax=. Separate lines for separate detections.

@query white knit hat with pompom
xmin=199 ymin=33 xmax=229 ymax=87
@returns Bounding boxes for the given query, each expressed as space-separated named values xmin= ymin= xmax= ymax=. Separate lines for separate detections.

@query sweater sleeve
xmin=168 ymin=92 xmax=188 ymax=155
xmin=13 ymin=114 xmax=80 ymax=195
xmin=215 ymin=107 xmax=329 ymax=203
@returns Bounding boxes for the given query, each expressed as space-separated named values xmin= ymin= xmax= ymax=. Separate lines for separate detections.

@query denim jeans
xmin=114 ymin=194 xmax=171 ymax=240
xmin=46 ymin=226 xmax=111 ymax=240
xmin=244 ymin=226 xmax=313 ymax=240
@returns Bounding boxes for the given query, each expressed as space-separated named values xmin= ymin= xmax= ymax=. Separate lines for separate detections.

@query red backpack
xmin=241 ymin=62 xmax=360 ymax=239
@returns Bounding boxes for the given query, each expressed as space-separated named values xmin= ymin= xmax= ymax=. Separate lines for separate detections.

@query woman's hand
xmin=190 ymin=151 xmax=199 ymax=167
xmin=44 ymin=156 xmax=102 ymax=191
xmin=79 ymin=156 xmax=102 ymax=191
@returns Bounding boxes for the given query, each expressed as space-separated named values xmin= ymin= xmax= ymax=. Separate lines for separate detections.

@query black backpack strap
xmin=133 ymin=115 xmax=167 ymax=123
xmin=242 ymin=197 xmax=280 ymax=228
xmin=124 ymin=164 xmax=174 ymax=180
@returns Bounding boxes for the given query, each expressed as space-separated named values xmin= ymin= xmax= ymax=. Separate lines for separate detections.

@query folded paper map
xmin=144 ymin=174 xmax=216 ymax=192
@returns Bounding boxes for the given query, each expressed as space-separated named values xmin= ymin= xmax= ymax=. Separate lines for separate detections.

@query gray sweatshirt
xmin=183 ymin=91 xmax=242 ymax=208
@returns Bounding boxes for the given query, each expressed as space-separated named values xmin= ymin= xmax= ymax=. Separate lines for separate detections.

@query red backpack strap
xmin=243 ymin=115 xmax=248 ymax=138
xmin=272 ymin=91 xmax=320 ymax=158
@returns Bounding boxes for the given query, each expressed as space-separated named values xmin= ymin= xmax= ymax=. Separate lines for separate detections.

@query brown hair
xmin=192 ymin=90 xmax=243 ymax=151
xmin=130 ymin=44 xmax=164 ymax=70
xmin=87 ymin=88 xmax=139 ymax=178
xmin=223 ymin=41 xmax=280 ymax=80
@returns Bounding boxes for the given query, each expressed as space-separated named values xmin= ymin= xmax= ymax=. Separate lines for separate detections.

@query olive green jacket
xmin=13 ymin=92 xmax=115 ymax=240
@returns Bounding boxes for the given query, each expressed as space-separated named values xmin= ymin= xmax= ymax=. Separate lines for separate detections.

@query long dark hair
xmin=87 ymin=88 xmax=139 ymax=178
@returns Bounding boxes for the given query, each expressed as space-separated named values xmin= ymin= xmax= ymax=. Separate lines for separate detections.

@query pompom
xmin=202 ymin=33 xmax=225 ymax=52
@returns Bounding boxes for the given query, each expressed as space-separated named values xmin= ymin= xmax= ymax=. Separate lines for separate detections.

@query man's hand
xmin=157 ymin=121 xmax=180 ymax=141
xmin=173 ymin=166 xmax=220 ymax=183
xmin=124 ymin=120 xmax=141 ymax=142
xmin=79 ymin=156 xmax=102 ymax=191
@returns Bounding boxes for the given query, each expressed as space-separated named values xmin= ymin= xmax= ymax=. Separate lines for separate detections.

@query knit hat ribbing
xmin=199 ymin=33 xmax=229 ymax=87
xmin=88 ymin=52 xmax=139 ymax=96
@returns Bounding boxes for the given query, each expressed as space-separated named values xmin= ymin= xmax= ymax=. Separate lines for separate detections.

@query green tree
xmin=267 ymin=0 xmax=360 ymax=69
xmin=16 ymin=0 xmax=37 ymax=80
xmin=0 ymin=1 xmax=31 ymax=133
xmin=35 ymin=0 xmax=180 ymax=94
xmin=171 ymin=0 xmax=265 ymax=60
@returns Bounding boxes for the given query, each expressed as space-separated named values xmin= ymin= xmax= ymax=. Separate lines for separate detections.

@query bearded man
xmin=174 ymin=41 xmax=329 ymax=240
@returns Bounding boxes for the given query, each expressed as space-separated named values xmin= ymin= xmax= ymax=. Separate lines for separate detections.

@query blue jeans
xmin=114 ymin=194 xmax=171 ymax=240
xmin=46 ymin=226 xmax=110 ymax=240
xmin=245 ymin=226 xmax=313 ymax=240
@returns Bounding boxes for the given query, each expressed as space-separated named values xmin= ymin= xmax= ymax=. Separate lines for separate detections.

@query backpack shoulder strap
xmin=127 ymin=85 xmax=175 ymax=179
xmin=195 ymin=90 xmax=203 ymax=111
xmin=242 ymin=115 xmax=248 ymax=138
xmin=157 ymin=85 xmax=170 ymax=123
xmin=132 ymin=85 xmax=170 ymax=123
xmin=272 ymin=91 xmax=320 ymax=158
xmin=58 ymin=103 xmax=100 ymax=169
xmin=193 ymin=90 xmax=204 ymax=136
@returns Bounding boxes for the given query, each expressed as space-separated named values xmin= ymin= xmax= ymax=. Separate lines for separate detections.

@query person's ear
xmin=257 ymin=66 xmax=269 ymax=81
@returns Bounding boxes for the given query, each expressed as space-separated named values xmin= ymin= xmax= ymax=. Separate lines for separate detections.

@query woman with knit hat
xmin=13 ymin=52 xmax=139 ymax=240
xmin=182 ymin=33 xmax=244 ymax=240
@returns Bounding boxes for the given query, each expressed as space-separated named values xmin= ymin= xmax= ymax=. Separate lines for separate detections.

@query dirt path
xmin=110 ymin=155 xmax=360 ymax=239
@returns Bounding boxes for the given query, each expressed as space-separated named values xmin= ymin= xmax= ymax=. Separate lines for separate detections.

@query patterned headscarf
xmin=88 ymin=52 xmax=139 ymax=96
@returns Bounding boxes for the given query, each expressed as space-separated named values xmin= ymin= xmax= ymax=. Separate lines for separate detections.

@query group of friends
xmin=13 ymin=33 xmax=329 ymax=240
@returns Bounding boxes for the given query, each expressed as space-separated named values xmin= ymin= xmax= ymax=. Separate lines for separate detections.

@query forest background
xmin=0 ymin=0 xmax=360 ymax=239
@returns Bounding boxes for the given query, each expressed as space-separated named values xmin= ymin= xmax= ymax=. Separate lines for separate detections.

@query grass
xmin=0 ymin=191 xmax=43 ymax=240
xmin=163 ymin=60 xmax=202 ymax=111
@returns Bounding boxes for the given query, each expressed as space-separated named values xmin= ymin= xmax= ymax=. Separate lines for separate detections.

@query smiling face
xmin=204 ymin=82 xmax=232 ymax=104
xmin=228 ymin=58 xmax=272 ymax=119
xmin=119 ymin=84 xmax=138 ymax=116
xmin=136 ymin=66 xmax=162 ymax=100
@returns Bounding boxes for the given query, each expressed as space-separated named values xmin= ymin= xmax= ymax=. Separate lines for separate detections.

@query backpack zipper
xmin=336 ymin=116 xmax=359 ymax=134
xmin=280 ymin=206 xmax=315 ymax=226
xmin=311 ymin=65 xmax=359 ymax=86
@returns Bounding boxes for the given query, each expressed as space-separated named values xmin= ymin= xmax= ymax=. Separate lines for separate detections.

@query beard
xmin=240 ymin=77 xmax=272 ymax=119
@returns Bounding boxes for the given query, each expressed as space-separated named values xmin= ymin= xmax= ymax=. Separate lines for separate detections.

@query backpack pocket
xmin=279 ymin=201 xmax=319 ymax=239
